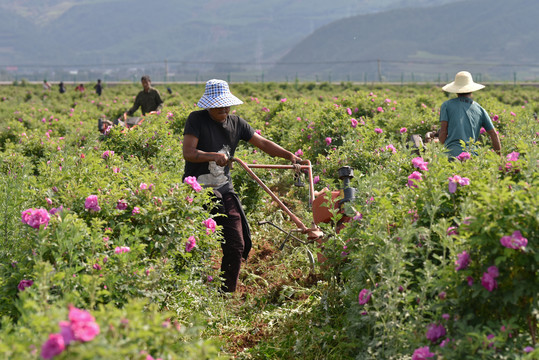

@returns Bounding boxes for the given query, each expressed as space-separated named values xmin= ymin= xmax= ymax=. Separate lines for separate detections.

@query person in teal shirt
xmin=439 ymin=71 xmax=501 ymax=158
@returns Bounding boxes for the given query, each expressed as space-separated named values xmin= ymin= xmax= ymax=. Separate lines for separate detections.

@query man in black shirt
xmin=123 ymin=75 xmax=163 ymax=119
xmin=183 ymin=79 xmax=302 ymax=292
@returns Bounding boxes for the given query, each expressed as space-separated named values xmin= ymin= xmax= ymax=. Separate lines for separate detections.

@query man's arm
xmin=439 ymin=121 xmax=448 ymax=144
xmin=182 ymin=134 xmax=229 ymax=166
xmin=124 ymin=94 xmax=141 ymax=118
xmin=487 ymin=129 xmax=501 ymax=155
xmin=248 ymin=133 xmax=302 ymax=163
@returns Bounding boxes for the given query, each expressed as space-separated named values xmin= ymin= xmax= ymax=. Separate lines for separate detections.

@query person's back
xmin=94 ymin=79 xmax=102 ymax=96
xmin=440 ymin=96 xmax=491 ymax=157
xmin=439 ymin=71 xmax=501 ymax=157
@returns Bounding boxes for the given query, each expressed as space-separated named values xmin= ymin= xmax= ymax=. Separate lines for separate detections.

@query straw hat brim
xmin=197 ymin=93 xmax=243 ymax=109
xmin=442 ymin=82 xmax=485 ymax=93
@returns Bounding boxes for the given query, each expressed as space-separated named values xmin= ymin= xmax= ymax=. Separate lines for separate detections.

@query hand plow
xmin=232 ymin=157 xmax=356 ymax=267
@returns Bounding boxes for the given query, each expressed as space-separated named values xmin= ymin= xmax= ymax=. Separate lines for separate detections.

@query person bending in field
xmin=439 ymin=71 xmax=501 ymax=158
xmin=123 ymin=75 xmax=163 ymax=120
xmin=182 ymin=79 xmax=302 ymax=293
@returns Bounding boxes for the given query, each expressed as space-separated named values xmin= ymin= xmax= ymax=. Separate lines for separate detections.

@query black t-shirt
xmin=183 ymin=110 xmax=255 ymax=193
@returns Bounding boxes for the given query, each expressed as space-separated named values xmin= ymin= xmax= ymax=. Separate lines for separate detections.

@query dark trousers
xmin=215 ymin=193 xmax=245 ymax=292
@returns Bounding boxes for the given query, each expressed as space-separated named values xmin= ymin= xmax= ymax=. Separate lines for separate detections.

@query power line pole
xmin=164 ymin=59 xmax=168 ymax=83
xmin=377 ymin=59 xmax=382 ymax=82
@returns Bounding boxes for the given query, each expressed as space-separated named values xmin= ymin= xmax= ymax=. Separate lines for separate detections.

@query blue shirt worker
xmin=439 ymin=71 xmax=501 ymax=158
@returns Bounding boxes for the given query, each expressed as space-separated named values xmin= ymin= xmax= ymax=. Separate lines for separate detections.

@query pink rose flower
xmin=412 ymin=157 xmax=428 ymax=171
xmin=506 ymin=151 xmax=519 ymax=162
xmin=184 ymin=176 xmax=202 ymax=192
xmin=400 ymin=127 xmax=407 ymax=133
xmin=132 ymin=207 xmax=140 ymax=215
xmin=374 ymin=128 xmax=383 ymax=134
xmin=385 ymin=144 xmax=397 ymax=154
xmin=101 ymin=150 xmax=114 ymax=159
xmin=17 ymin=279 xmax=34 ymax=291
xmin=481 ymin=273 xmax=497 ymax=292
xmin=407 ymin=171 xmax=423 ymax=188
xmin=358 ymin=289 xmax=372 ymax=305
xmin=85 ymin=195 xmax=101 ymax=212
xmin=40 ymin=333 xmax=65 ymax=360
xmin=325 ymin=137 xmax=332 ymax=146
xmin=21 ymin=208 xmax=51 ymax=229
xmin=59 ymin=321 xmax=75 ymax=345
xmin=295 ymin=149 xmax=303 ymax=156
xmin=456 ymin=152 xmax=471 ymax=161
xmin=412 ymin=346 xmax=436 ymax=360
xmin=426 ymin=323 xmax=446 ymax=342
xmin=350 ymin=118 xmax=358 ymax=128
xmin=500 ymin=230 xmax=528 ymax=249
xmin=116 ymin=199 xmax=128 ymax=210
xmin=114 ymin=246 xmax=130 ymax=254
xmin=185 ymin=236 xmax=196 ymax=252
xmin=68 ymin=306 xmax=100 ymax=342
xmin=203 ymin=218 xmax=217 ymax=235
xmin=455 ymin=251 xmax=470 ymax=271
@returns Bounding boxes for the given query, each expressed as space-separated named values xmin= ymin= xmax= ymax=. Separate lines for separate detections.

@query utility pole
xmin=164 ymin=59 xmax=168 ymax=83
xmin=377 ymin=59 xmax=382 ymax=82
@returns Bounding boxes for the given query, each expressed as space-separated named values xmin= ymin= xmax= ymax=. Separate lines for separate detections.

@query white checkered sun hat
xmin=197 ymin=79 xmax=244 ymax=108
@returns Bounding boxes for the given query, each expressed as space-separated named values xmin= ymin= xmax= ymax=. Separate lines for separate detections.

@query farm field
xmin=0 ymin=81 xmax=537 ymax=359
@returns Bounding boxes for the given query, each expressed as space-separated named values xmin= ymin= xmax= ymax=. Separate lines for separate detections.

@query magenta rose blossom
xmin=455 ymin=251 xmax=470 ymax=271
xmin=59 ymin=321 xmax=75 ymax=345
xmin=358 ymin=289 xmax=372 ymax=305
xmin=101 ymin=150 xmax=114 ymax=159
xmin=374 ymin=127 xmax=383 ymax=133
xmin=185 ymin=236 xmax=196 ymax=252
xmin=84 ymin=195 xmax=101 ymax=212
xmin=407 ymin=171 xmax=423 ymax=188
xmin=68 ymin=306 xmax=100 ymax=342
xmin=17 ymin=279 xmax=34 ymax=291
xmin=40 ymin=333 xmax=66 ymax=360
xmin=325 ymin=137 xmax=332 ymax=146
xmin=448 ymin=175 xmax=470 ymax=193
xmin=116 ymin=199 xmax=128 ymax=210
xmin=446 ymin=226 xmax=458 ymax=236
xmin=350 ymin=118 xmax=358 ymax=128
xmin=412 ymin=346 xmax=436 ymax=360
xmin=426 ymin=323 xmax=446 ymax=342
xmin=456 ymin=152 xmax=471 ymax=161
xmin=412 ymin=157 xmax=429 ymax=171
xmin=500 ymin=230 xmax=528 ymax=249
xmin=114 ymin=246 xmax=130 ymax=254
xmin=506 ymin=151 xmax=519 ymax=162
xmin=481 ymin=266 xmax=499 ymax=292
xmin=203 ymin=218 xmax=217 ymax=234
xmin=184 ymin=176 xmax=202 ymax=192
xmin=21 ymin=208 xmax=50 ymax=229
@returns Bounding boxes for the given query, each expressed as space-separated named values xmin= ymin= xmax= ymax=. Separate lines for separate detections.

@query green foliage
xmin=0 ymin=83 xmax=537 ymax=359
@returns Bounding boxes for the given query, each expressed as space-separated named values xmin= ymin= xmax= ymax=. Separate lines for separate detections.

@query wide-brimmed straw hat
xmin=197 ymin=79 xmax=243 ymax=108
xmin=442 ymin=71 xmax=485 ymax=93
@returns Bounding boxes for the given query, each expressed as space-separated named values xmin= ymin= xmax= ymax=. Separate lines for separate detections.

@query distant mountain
xmin=271 ymin=0 xmax=539 ymax=81
xmin=0 ymin=0 xmax=460 ymax=79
